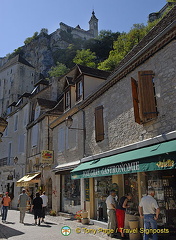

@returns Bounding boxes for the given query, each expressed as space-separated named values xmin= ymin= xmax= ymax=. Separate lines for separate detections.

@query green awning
xmin=71 ymin=140 xmax=176 ymax=179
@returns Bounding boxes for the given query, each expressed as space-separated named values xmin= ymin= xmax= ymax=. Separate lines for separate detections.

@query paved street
xmin=0 ymin=210 xmax=116 ymax=240
xmin=1 ymin=210 xmax=176 ymax=240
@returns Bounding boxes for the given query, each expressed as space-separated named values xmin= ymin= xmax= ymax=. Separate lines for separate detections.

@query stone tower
xmin=89 ymin=11 xmax=98 ymax=38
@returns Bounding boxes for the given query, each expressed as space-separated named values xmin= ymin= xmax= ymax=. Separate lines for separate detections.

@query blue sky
xmin=0 ymin=0 xmax=167 ymax=57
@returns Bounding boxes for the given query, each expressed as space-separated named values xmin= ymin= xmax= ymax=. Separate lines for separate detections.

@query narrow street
xmin=0 ymin=209 xmax=115 ymax=240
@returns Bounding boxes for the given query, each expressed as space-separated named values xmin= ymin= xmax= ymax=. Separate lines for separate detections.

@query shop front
xmin=16 ymin=172 xmax=41 ymax=203
xmin=54 ymin=161 xmax=81 ymax=215
xmin=71 ymin=140 xmax=176 ymax=230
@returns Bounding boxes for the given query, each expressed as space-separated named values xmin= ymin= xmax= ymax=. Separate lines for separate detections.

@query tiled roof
xmin=0 ymin=54 xmax=34 ymax=72
xmin=19 ymin=92 xmax=32 ymax=99
xmin=37 ymin=98 xmax=57 ymax=109
xmin=77 ymin=64 xmax=110 ymax=79
xmin=34 ymin=79 xmax=49 ymax=87
xmin=66 ymin=76 xmax=74 ymax=85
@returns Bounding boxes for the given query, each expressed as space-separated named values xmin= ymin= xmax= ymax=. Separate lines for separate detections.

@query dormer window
xmin=76 ymin=80 xmax=83 ymax=101
xmin=65 ymin=90 xmax=70 ymax=110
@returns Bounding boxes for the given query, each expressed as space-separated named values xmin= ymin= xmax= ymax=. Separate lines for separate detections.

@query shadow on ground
xmin=0 ymin=223 xmax=24 ymax=239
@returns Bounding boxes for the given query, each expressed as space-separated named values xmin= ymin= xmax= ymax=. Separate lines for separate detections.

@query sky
xmin=0 ymin=0 xmax=167 ymax=57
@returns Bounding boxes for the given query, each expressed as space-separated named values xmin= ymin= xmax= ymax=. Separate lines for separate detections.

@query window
xmin=65 ymin=90 xmax=70 ymax=109
xmin=34 ymin=105 xmax=40 ymax=120
xmin=23 ymin=107 xmax=28 ymax=126
xmin=18 ymin=134 xmax=25 ymax=153
xmin=58 ymin=127 xmax=68 ymax=152
xmin=14 ymin=115 xmax=18 ymax=131
xmin=76 ymin=80 xmax=83 ymax=101
xmin=7 ymin=142 xmax=12 ymax=165
xmin=95 ymin=105 xmax=104 ymax=142
xmin=131 ymin=70 xmax=157 ymax=124
xmin=58 ymin=128 xmax=65 ymax=152
xmin=31 ymin=124 xmax=38 ymax=147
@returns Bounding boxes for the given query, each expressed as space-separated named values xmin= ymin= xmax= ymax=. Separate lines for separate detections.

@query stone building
xmin=49 ymin=65 xmax=110 ymax=213
xmin=0 ymin=54 xmax=39 ymax=117
xmin=52 ymin=6 xmax=176 ymax=233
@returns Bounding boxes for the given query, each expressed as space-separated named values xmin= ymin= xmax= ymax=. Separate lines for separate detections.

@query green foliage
xmin=24 ymin=31 xmax=39 ymax=45
xmin=40 ymin=28 xmax=48 ymax=35
xmin=83 ymin=30 xmax=120 ymax=62
xmin=73 ymin=49 xmax=96 ymax=68
xmin=7 ymin=47 xmax=24 ymax=60
xmin=98 ymin=19 xmax=163 ymax=71
xmin=48 ymin=62 xmax=69 ymax=77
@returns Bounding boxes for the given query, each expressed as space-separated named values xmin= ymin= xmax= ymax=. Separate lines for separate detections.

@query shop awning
xmin=54 ymin=160 xmax=80 ymax=173
xmin=71 ymin=140 xmax=176 ymax=179
xmin=16 ymin=172 xmax=41 ymax=187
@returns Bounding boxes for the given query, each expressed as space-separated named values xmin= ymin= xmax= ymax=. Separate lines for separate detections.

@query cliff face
xmin=21 ymin=34 xmax=55 ymax=76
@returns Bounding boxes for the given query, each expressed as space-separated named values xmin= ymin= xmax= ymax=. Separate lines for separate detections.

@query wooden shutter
xmin=131 ymin=77 xmax=141 ymax=124
xmin=95 ymin=106 xmax=104 ymax=142
xmin=138 ymin=71 xmax=157 ymax=121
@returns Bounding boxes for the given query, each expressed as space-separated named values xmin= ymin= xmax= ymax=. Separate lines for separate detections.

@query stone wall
xmin=84 ymin=40 xmax=176 ymax=156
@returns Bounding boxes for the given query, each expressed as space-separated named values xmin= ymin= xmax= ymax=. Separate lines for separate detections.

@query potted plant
xmin=81 ymin=210 xmax=88 ymax=219
xmin=74 ymin=210 xmax=82 ymax=222
xmin=49 ymin=210 xmax=56 ymax=216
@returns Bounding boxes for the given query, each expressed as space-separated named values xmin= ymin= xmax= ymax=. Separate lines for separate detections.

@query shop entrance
xmin=61 ymin=174 xmax=80 ymax=214
xmin=48 ymin=178 xmax=52 ymax=209
xmin=146 ymin=169 xmax=176 ymax=228
xmin=94 ymin=176 xmax=112 ymax=221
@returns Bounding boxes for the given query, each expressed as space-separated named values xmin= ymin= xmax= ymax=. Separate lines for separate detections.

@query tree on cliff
xmin=49 ymin=62 xmax=69 ymax=77
xmin=73 ymin=49 xmax=96 ymax=68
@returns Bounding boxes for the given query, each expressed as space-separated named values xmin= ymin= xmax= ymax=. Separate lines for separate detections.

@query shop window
xmin=94 ymin=176 xmax=112 ymax=221
xmin=131 ymin=70 xmax=157 ymax=124
xmin=61 ymin=174 xmax=80 ymax=214
xmin=95 ymin=105 xmax=104 ymax=142
xmin=124 ymin=173 xmax=139 ymax=213
xmin=146 ymin=170 xmax=176 ymax=227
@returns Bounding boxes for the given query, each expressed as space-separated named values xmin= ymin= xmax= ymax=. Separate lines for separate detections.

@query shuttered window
xmin=95 ymin=106 xmax=104 ymax=142
xmin=131 ymin=70 xmax=157 ymax=124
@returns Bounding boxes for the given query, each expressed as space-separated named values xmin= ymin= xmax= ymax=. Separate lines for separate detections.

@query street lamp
xmin=65 ymin=116 xmax=84 ymax=130
xmin=0 ymin=117 xmax=8 ymax=142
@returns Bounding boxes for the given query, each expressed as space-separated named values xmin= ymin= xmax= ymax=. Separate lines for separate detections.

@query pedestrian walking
xmin=1 ymin=192 xmax=11 ymax=223
xmin=18 ymin=188 xmax=30 ymax=223
xmin=0 ymin=192 xmax=3 ymax=216
xmin=31 ymin=192 xmax=43 ymax=226
xmin=40 ymin=191 xmax=48 ymax=223
xmin=116 ymin=193 xmax=133 ymax=238
xmin=139 ymin=188 xmax=160 ymax=240
xmin=106 ymin=189 xmax=117 ymax=238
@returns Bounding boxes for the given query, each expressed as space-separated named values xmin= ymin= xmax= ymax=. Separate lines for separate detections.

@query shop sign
xmin=85 ymin=179 xmax=90 ymax=201
xmin=83 ymin=161 xmax=140 ymax=178
xmin=41 ymin=150 xmax=53 ymax=164
xmin=156 ymin=159 xmax=174 ymax=168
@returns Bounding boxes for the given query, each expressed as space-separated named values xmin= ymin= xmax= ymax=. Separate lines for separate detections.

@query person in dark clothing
xmin=116 ymin=193 xmax=133 ymax=238
xmin=31 ymin=192 xmax=43 ymax=225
